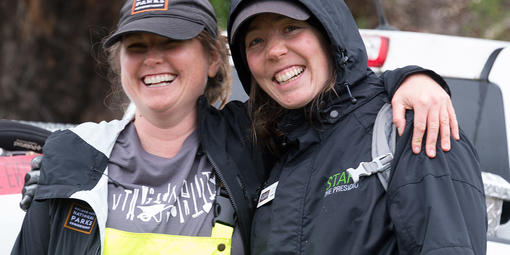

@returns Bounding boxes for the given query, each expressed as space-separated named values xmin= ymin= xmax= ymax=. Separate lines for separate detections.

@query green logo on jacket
xmin=324 ymin=170 xmax=359 ymax=197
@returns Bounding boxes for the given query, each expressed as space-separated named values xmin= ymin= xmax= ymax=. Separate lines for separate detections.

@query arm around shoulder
xmin=380 ymin=65 xmax=450 ymax=99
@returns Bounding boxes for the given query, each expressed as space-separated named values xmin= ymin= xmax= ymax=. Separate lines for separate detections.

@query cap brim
xmin=104 ymin=16 xmax=205 ymax=48
xmin=230 ymin=0 xmax=310 ymax=44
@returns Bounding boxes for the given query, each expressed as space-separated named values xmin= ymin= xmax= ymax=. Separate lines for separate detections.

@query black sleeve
xmin=380 ymin=65 xmax=451 ymax=99
xmin=11 ymin=200 xmax=51 ymax=255
xmin=387 ymin=112 xmax=486 ymax=254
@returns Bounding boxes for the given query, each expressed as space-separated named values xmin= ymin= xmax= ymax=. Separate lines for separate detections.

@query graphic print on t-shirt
xmin=106 ymin=124 xmax=217 ymax=235
xmin=109 ymin=171 xmax=215 ymax=225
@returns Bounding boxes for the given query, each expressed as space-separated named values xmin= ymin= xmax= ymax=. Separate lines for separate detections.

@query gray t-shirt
xmin=106 ymin=122 xmax=243 ymax=254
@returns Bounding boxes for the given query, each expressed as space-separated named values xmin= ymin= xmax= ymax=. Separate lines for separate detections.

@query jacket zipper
xmin=205 ymin=152 xmax=240 ymax=221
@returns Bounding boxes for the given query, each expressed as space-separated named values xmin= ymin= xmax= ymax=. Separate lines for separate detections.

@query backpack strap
xmin=372 ymin=103 xmax=396 ymax=190
xmin=347 ymin=103 xmax=396 ymax=190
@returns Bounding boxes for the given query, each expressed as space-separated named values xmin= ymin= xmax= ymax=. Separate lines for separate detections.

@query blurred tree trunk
xmin=0 ymin=0 xmax=124 ymax=123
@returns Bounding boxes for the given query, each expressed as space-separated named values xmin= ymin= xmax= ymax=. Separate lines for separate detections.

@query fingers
xmin=24 ymin=155 xmax=42 ymax=185
xmin=22 ymin=184 xmax=37 ymax=199
xmin=413 ymin=99 xmax=455 ymax=157
xmin=392 ymin=101 xmax=407 ymax=136
xmin=31 ymin=155 xmax=43 ymax=170
xmin=20 ymin=184 xmax=37 ymax=212
xmin=447 ymin=101 xmax=460 ymax=140
xmin=24 ymin=170 xmax=40 ymax=186
xmin=391 ymin=73 xmax=460 ymax=157
xmin=19 ymin=194 xmax=33 ymax=212
xmin=19 ymin=155 xmax=43 ymax=211
xmin=412 ymin=107 xmax=427 ymax=155
xmin=439 ymin=105 xmax=451 ymax=152
xmin=424 ymin=105 xmax=440 ymax=158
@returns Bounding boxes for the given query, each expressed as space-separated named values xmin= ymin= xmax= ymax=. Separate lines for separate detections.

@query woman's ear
xmin=207 ymin=41 xmax=222 ymax=78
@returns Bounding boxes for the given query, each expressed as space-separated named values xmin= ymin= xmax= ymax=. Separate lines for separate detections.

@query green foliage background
xmin=468 ymin=0 xmax=510 ymax=40
xmin=211 ymin=0 xmax=230 ymax=30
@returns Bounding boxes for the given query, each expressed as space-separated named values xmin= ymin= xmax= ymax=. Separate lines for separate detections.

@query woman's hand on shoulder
xmin=392 ymin=73 xmax=460 ymax=158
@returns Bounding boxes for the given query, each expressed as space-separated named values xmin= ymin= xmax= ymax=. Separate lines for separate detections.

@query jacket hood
xmin=228 ymin=0 xmax=371 ymax=95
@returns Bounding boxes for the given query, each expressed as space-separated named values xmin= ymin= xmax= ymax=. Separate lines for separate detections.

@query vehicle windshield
xmin=448 ymin=78 xmax=510 ymax=182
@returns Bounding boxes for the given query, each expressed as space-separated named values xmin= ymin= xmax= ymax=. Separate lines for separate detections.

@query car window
xmin=447 ymin=78 xmax=510 ymax=182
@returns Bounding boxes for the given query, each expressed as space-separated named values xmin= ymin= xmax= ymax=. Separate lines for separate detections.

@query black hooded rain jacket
xmin=228 ymin=0 xmax=487 ymax=254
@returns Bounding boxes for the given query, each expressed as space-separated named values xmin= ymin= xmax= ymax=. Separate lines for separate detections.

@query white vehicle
xmin=360 ymin=28 xmax=510 ymax=254
xmin=0 ymin=121 xmax=50 ymax=255
xmin=2 ymin=13 xmax=510 ymax=255
xmin=361 ymin=24 xmax=510 ymax=254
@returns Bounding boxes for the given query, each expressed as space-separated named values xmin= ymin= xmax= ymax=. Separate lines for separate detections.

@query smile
xmin=143 ymin=73 xmax=176 ymax=87
xmin=274 ymin=66 xmax=305 ymax=85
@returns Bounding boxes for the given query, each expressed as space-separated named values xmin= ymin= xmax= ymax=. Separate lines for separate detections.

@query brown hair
xmin=197 ymin=30 xmax=232 ymax=108
xmin=248 ymin=69 xmax=337 ymax=154
xmin=104 ymin=29 xmax=231 ymax=110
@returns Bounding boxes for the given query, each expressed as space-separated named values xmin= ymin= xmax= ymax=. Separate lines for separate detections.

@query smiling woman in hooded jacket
xmin=228 ymin=0 xmax=487 ymax=254
xmin=12 ymin=0 xmax=473 ymax=254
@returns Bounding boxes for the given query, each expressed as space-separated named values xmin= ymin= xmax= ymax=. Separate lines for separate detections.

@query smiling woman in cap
xmin=228 ymin=0 xmax=486 ymax=254
xmin=13 ymin=0 xmax=472 ymax=254
xmin=11 ymin=0 xmax=263 ymax=254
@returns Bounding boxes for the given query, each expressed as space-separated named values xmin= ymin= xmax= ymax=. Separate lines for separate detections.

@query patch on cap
xmin=64 ymin=202 xmax=97 ymax=234
xmin=131 ymin=0 xmax=169 ymax=15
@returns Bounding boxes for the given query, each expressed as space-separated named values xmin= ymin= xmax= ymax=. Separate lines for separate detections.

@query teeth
xmin=274 ymin=66 xmax=304 ymax=84
xmin=143 ymin=74 xmax=176 ymax=86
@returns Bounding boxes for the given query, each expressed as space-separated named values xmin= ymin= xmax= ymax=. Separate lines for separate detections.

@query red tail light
xmin=362 ymin=35 xmax=389 ymax=67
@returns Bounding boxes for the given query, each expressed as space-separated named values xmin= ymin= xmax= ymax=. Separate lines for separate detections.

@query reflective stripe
xmin=211 ymin=222 xmax=234 ymax=239
xmin=103 ymin=223 xmax=233 ymax=255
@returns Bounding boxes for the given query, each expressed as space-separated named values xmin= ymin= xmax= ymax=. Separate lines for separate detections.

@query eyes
xmin=125 ymin=42 xmax=146 ymax=52
xmin=123 ymin=37 xmax=180 ymax=53
xmin=246 ymin=37 xmax=263 ymax=48
xmin=245 ymin=24 xmax=302 ymax=49
xmin=284 ymin=25 xmax=300 ymax=33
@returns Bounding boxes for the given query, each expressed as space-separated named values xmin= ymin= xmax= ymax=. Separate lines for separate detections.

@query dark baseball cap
xmin=229 ymin=0 xmax=310 ymax=44
xmin=104 ymin=0 xmax=218 ymax=48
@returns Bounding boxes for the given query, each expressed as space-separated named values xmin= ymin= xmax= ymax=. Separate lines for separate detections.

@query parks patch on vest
xmin=64 ymin=202 xmax=97 ymax=234
xmin=131 ymin=0 xmax=168 ymax=14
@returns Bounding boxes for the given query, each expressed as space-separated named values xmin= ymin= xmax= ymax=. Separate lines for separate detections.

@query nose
xmin=266 ymin=37 xmax=287 ymax=61
xmin=143 ymin=47 xmax=163 ymax=66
